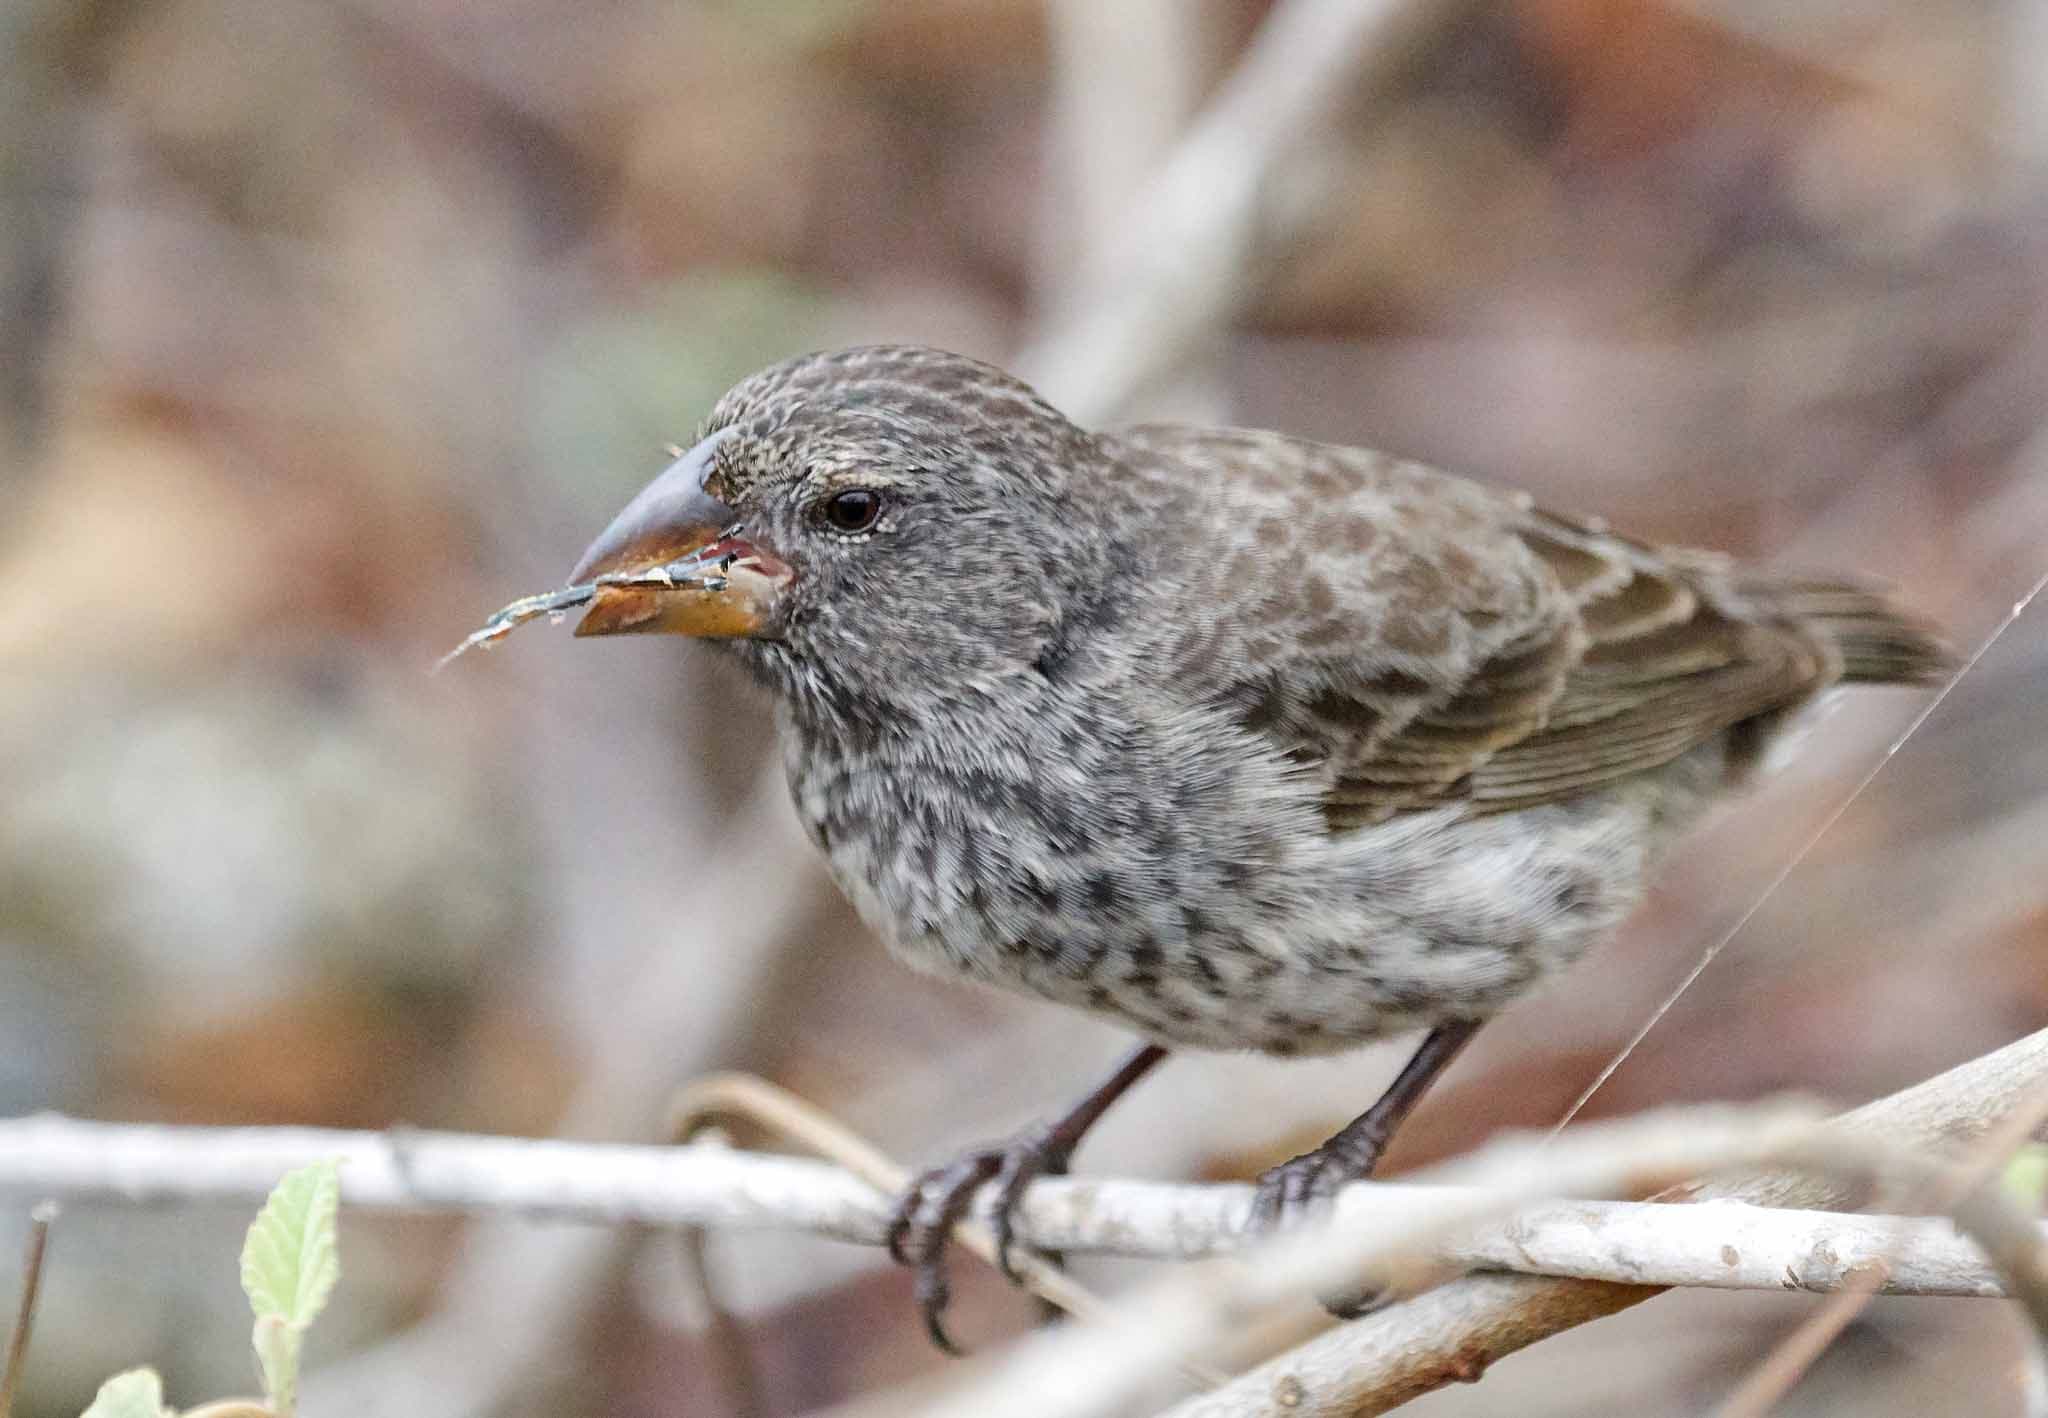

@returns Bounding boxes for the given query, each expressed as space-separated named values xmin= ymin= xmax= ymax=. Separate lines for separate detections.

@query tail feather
xmin=1740 ymin=577 xmax=1953 ymax=686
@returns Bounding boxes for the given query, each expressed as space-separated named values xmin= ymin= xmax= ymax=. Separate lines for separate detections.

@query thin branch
xmin=1034 ymin=0 xmax=1232 ymax=426
xmin=0 ymin=1203 xmax=56 ymax=1418
xmin=1154 ymin=1024 xmax=2048 ymax=1418
xmin=1016 ymin=0 xmax=1477 ymax=422
xmin=5 ymin=1032 xmax=2045 ymax=1418
xmin=662 ymin=1129 xmax=770 ymax=1418
xmin=1713 ymin=1071 xmax=2048 ymax=1418
xmin=9 ymin=1032 xmax=2048 ymax=1418
xmin=0 ymin=1110 xmax=2043 ymax=1303
xmin=1441 ymin=1196 xmax=2013 ymax=1299
xmin=903 ymin=1100 xmax=2048 ymax=1418
xmin=0 ymin=1115 xmax=889 ymax=1234
xmin=667 ymin=1072 xmax=1131 ymax=1334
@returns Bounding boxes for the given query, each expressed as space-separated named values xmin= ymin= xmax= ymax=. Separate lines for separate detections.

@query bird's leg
xmin=887 ymin=1042 xmax=1168 ymax=1353
xmin=1248 ymin=1019 xmax=1481 ymax=1233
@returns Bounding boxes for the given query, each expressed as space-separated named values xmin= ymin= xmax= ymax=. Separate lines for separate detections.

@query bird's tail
xmin=1742 ymin=576 xmax=1955 ymax=685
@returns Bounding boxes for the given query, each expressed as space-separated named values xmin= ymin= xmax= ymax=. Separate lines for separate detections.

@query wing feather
xmin=1116 ymin=424 xmax=1876 ymax=829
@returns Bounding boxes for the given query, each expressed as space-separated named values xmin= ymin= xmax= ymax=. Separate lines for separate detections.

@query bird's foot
xmin=886 ymin=1119 xmax=1072 ymax=1354
xmin=1247 ymin=1130 xmax=1392 ymax=1319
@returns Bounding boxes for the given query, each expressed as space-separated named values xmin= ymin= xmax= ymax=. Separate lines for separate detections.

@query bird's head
xmin=568 ymin=346 xmax=1121 ymax=724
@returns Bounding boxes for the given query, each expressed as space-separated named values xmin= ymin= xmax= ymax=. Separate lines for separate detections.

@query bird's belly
xmin=794 ymin=717 xmax=1684 ymax=1059
xmin=846 ymin=793 xmax=1653 ymax=1057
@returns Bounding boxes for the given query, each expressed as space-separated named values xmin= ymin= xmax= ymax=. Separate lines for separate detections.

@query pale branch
xmin=907 ymin=1101 xmax=2048 ymax=1418
xmin=0 ymin=1110 xmax=2037 ymax=1303
xmin=1016 ymin=0 xmax=1475 ymax=422
xmin=9 ymin=1030 xmax=2048 ymax=1418
xmin=1709 ymin=1065 xmax=2048 ymax=1417
xmin=1155 ymin=1024 xmax=2048 ymax=1418
xmin=1440 ymin=1196 xmax=2009 ymax=1299
xmin=1034 ymin=0 xmax=1232 ymax=427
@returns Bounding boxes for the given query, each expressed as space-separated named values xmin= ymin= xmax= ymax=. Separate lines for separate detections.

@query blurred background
xmin=1 ymin=0 xmax=2044 ymax=1414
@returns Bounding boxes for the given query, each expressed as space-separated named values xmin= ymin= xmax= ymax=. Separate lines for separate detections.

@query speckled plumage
xmin=653 ymin=345 xmax=1943 ymax=1057
xmin=553 ymin=342 xmax=1950 ymax=1344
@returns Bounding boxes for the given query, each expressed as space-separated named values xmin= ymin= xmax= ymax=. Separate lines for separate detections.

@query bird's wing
xmin=1451 ymin=508 xmax=1833 ymax=818
xmin=1119 ymin=426 xmax=1837 ymax=827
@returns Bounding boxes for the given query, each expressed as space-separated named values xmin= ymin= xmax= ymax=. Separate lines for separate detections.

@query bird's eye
xmin=821 ymin=488 xmax=884 ymax=534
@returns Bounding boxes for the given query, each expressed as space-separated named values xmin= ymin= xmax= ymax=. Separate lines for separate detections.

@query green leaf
xmin=238 ymin=1160 xmax=341 ymax=1415
xmin=239 ymin=1161 xmax=340 ymax=1327
xmin=2002 ymin=1143 xmax=2048 ymax=1210
xmin=78 ymin=1367 xmax=170 ymax=1418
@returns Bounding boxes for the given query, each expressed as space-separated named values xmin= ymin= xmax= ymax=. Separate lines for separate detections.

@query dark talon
xmin=886 ymin=1146 xmax=1009 ymax=1354
xmin=1247 ymin=1143 xmax=1363 ymax=1236
xmin=884 ymin=1122 xmax=1076 ymax=1354
xmin=913 ymin=1243 xmax=963 ymax=1355
xmin=884 ymin=1190 xmax=919 ymax=1267
xmin=987 ymin=1120 xmax=1067 ymax=1282
xmin=1240 ymin=1021 xmax=1484 ymax=1309
xmin=882 ymin=1044 xmax=1170 ymax=1352
xmin=1247 ymin=1129 xmax=1397 ymax=1317
xmin=1323 ymin=1282 xmax=1394 ymax=1320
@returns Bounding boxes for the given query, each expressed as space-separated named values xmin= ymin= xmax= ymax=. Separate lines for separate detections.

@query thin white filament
xmin=1552 ymin=565 xmax=2048 ymax=1137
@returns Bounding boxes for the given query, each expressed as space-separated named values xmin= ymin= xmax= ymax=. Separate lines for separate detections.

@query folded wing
xmin=1121 ymin=425 xmax=1937 ymax=830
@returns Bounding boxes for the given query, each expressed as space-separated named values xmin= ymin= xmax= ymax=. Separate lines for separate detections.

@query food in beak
xmin=434 ymin=532 xmax=768 ymax=670
xmin=437 ymin=431 xmax=793 ymax=669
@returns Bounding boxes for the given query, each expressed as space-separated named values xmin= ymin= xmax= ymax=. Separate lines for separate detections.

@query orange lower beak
xmin=574 ymin=546 xmax=793 ymax=638
xmin=567 ymin=432 xmax=793 ymax=639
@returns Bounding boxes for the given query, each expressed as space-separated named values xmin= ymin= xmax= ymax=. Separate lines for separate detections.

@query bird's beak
xmin=567 ymin=430 xmax=794 ymax=639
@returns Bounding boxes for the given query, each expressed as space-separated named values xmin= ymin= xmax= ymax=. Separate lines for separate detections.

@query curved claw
xmin=1323 ymin=1280 xmax=1393 ymax=1320
xmin=884 ymin=1190 xmax=921 ymax=1268
xmin=987 ymin=1120 xmax=1067 ymax=1283
xmin=885 ymin=1122 xmax=1075 ymax=1353
xmin=887 ymin=1149 xmax=1003 ymax=1353
xmin=1248 ymin=1144 xmax=1390 ymax=1317
xmin=1248 ymin=1148 xmax=1348 ymax=1234
xmin=912 ymin=1245 xmax=964 ymax=1356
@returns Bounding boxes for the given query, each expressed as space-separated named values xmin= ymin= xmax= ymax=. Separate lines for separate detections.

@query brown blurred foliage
xmin=0 ymin=0 xmax=2043 ymax=1414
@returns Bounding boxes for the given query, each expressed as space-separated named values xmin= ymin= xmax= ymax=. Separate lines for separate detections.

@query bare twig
xmin=661 ymin=1128 xmax=769 ymax=1418
xmin=1714 ymin=1073 xmax=2048 ymax=1418
xmin=1038 ymin=0 xmax=1216 ymax=295
xmin=0 ymin=1203 xmax=55 ymax=1418
xmin=666 ymin=1073 xmax=1130 ymax=1338
xmin=906 ymin=1101 xmax=2048 ymax=1418
xmin=1016 ymin=0 xmax=1476 ymax=422
xmin=1440 ymin=1197 xmax=2015 ymax=1298
xmin=663 ymin=1073 xmax=1238 ymax=1399
xmin=4 ymin=1033 xmax=2045 ymax=1418
xmin=1035 ymin=0 xmax=1231 ymax=426
xmin=1153 ymin=1025 xmax=2048 ymax=1418
xmin=0 ymin=1103 xmax=2028 ymax=1310
xmin=2 ymin=1107 xmax=2047 ymax=1305
xmin=10 ymin=1037 xmax=2048 ymax=1418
